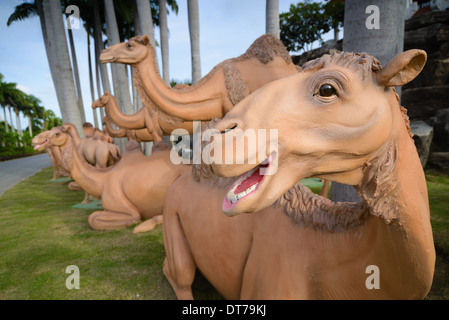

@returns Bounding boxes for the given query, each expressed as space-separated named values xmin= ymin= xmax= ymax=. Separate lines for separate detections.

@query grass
xmin=0 ymin=167 xmax=448 ymax=299
xmin=425 ymin=169 xmax=449 ymax=299
xmin=0 ymin=166 xmax=219 ymax=300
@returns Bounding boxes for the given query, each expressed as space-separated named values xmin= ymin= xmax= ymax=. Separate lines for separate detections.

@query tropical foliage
xmin=0 ymin=73 xmax=61 ymax=158
xmin=280 ymin=0 xmax=345 ymax=53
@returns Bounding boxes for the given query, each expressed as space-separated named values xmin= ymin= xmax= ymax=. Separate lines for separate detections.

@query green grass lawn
xmin=0 ymin=167 xmax=219 ymax=300
xmin=0 ymin=167 xmax=448 ymax=299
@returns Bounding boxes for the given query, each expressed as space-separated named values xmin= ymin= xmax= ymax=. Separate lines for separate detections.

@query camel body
xmin=164 ymin=170 xmax=431 ymax=299
xmin=32 ymin=126 xmax=120 ymax=201
xmin=164 ymin=50 xmax=436 ymax=300
xmin=94 ymin=92 xmax=194 ymax=142
xmin=100 ymin=34 xmax=300 ymax=125
xmin=55 ymin=125 xmax=189 ymax=232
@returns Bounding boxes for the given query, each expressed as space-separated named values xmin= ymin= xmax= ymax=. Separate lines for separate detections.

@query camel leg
xmin=162 ymin=208 xmax=196 ymax=300
xmin=88 ymin=196 xmax=141 ymax=230
xmin=68 ymin=181 xmax=82 ymax=191
xmin=88 ymin=210 xmax=141 ymax=230
xmin=133 ymin=215 xmax=163 ymax=233
xmin=320 ymin=179 xmax=330 ymax=198
xmin=81 ymin=191 xmax=90 ymax=204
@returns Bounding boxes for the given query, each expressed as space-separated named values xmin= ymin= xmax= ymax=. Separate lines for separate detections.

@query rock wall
xmin=403 ymin=9 xmax=449 ymax=171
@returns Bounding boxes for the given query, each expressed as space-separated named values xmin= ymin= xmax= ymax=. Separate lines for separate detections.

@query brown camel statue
xmin=33 ymin=124 xmax=121 ymax=203
xmin=162 ymin=50 xmax=435 ymax=299
xmin=36 ymin=124 xmax=190 ymax=232
xmin=99 ymin=34 xmax=300 ymax=124
xmin=33 ymin=139 xmax=70 ymax=180
xmin=93 ymin=92 xmax=194 ymax=141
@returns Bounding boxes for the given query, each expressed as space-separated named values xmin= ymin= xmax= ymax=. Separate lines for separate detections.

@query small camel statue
xmin=99 ymin=34 xmax=300 ymax=124
xmin=36 ymin=124 xmax=190 ymax=233
xmin=33 ymin=124 xmax=121 ymax=203
xmin=92 ymin=92 xmax=194 ymax=141
xmin=162 ymin=50 xmax=435 ymax=299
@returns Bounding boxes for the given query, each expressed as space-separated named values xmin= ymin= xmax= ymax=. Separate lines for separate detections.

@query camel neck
xmin=61 ymin=134 xmax=104 ymax=197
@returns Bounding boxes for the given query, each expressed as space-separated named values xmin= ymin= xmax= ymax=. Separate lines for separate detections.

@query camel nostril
xmin=220 ymin=124 xmax=238 ymax=134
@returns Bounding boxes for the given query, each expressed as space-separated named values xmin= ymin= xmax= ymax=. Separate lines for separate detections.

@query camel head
xmin=32 ymin=126 xmax=69 ymax=151
xmin=209 ymin=50 xmax=427 ymax=216
xmin=100 ymin=35 xmax=151 ymax=66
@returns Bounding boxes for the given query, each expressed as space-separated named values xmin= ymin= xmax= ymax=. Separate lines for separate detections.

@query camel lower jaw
xmin=222 ymin=154 xmax=274 ymax=215
xmin=100 ymin=56 xmax=116 ymax=63
xmin=33 ymin=139 xmax=48 ymax=150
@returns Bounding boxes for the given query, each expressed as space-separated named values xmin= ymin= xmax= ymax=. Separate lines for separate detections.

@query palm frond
xmin=7 ymin=2 xmax=38 ymax=26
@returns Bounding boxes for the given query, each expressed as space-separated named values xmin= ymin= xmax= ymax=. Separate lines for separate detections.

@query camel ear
xmin=376 ymin=49 xmax=427 ymax=87
xmin=142 ymin=34 xmax=150 ymax=46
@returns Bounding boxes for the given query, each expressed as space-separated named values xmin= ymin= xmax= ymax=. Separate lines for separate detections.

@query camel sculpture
xmin=92 ymin=92 xmax=194 ymax=142
xmin=32 ymin=125 xmax=121 ymax=202
xmin=36 ymin=124 xmax=190 ymax=232
xmin=99 ymin=34 xmax=300 ymax=125
xmin=162 ymin=50 xmax=435 ymax=299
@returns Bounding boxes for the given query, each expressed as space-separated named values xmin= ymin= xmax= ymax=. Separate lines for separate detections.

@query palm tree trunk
xmin=133 ymin=0 xmax=150 ymax=155
xmin=135 ymin=0 xmax=157 ymax=48
xmin=159 ymin=0 xmax=170 ymax=84
xmin=187 ymin=0 xmax=201 ymax=84
xmin=266 ymin=0 xmax=280 ymax=38
xmin=40 ymin=0 xmax=65 ymax=116
xmin=3 ymin=106 xmax=9 ymax=133
xmin=66 ymin=13 xmax=86 ymax=123
xmin=47 ymin=0 xmax=84 ymax=137
xmin=93 ymin=0 xmax=107 ymax=126
xmin=28 ymin=115 xmax=33 ymax=136
xmin=104 ymin=0 xmax=134 ymax=115
xmin=329 ymin=0 xmax=406 ymax=203
xmin=8 ymin=106 xmax=17 ymax=147
xmin=87 ymin=31 xmax=99 ymax=129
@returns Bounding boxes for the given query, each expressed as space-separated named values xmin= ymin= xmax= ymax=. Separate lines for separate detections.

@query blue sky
xmin=0 ymin=0 xmax=303 ymax=128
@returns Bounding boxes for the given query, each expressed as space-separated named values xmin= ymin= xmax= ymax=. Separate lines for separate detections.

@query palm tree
xmin=0 ymin=77 xmax=26 ymax=146
xmin=87 ymin=31 xmax=100 ymax=129
xmin=266 ymin=0 xmax=280 ymax=38
xmin=136 ymin=0 xmax=157 ymax=46
xmin=159 ymin=0 xmax=170 ymax=84
xmin=8 ymin=1 xmax=67 ymax=119
xmin=104 ymin=0 xmax=134 ymax=116
xmin=8 ymin=0 xmax=84 ymax=136
xmin=46 ymin=0 xmax=84 ymax=136
xmin=22 ymin=94 xmax=43 ymax=137
xmin=66 ymin=10 xmax=86 ymax=123
xmin=0 ymin=74 xmax=10 ymax=134
xmin=187 ymin=0 xmax=201 ymax=83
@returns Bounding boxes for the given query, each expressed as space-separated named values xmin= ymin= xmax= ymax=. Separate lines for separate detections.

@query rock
xmin=428 ymin=152 xmax=449 ymax=172
xmin=404 ymin=23 xmax=449 ymax=52
xmin=401 ymin=85 xmax=449 ymax=120
xmin=430 ymin=108 xmax=449 ymax=151
xmin=410 ymin=120 xmax=434 ymax=167
xmin=292 ymin=40 xmax=343 ymax=66
xmin=405 ymin=10 xmax=449 ymax=31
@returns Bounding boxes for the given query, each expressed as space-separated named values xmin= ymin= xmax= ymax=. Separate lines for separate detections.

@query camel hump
xmin=242 ymin=34 xmax=292 ymax=65
xmin=125 ymin=139 xmax=142 ymax=153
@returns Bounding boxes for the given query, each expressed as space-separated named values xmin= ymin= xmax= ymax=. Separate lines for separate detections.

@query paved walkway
xmin=0 ymin=154 xmax=52 ymax=198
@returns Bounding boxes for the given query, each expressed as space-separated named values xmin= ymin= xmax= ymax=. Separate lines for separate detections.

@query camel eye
xmin=318 ymin=84 xmax=337 ymax=97
xmin=126 ymin=42 xmax=132 ymax=48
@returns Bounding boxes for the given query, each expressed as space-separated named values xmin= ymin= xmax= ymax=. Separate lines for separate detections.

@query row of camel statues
xmin=32 ymin=34 xmax=435 ymax=299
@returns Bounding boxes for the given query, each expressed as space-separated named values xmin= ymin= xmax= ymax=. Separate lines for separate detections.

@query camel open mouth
xmin=33 ymin=139 xmax=48 ymax=150
xmin=223 ymin=153 xmax=275 ymax=214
